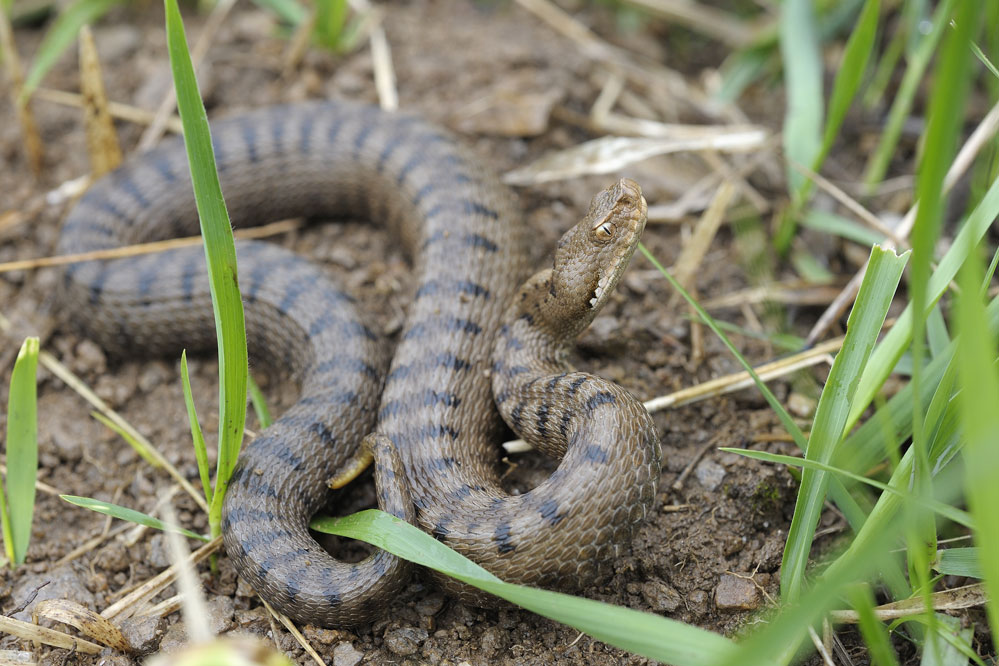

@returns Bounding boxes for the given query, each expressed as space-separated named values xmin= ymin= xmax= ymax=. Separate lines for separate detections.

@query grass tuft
xmin=2 ymin=337 xmax=38 ymax=567
xmin=164 ymin=0 xmax=248 ymax=541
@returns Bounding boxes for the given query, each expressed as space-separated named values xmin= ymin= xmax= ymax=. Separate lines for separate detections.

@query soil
xmin=0 ymin=1 xmax=911 ymax=664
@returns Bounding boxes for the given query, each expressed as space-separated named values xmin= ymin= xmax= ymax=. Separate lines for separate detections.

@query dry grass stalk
xmin=162 ymin=504 xmax=212 ymax=644
xmin=100 ymin=536 xmax=222 ymax=621
xmin=503 ymin=131 xmax=767 ymax=186
xmin=829 ymin=583 xmax=988 ymax=623
xmin=646 ymin=144 xmax=774 ymax=222
xmin=367 ymin=10 xmax=397 ymax=111
xmin=668 ymin=181 xmax=736 ymax=308
xmin=35 ymin=347 xmax=209 ymax=512
xmin=0 ymin=650 xmax=35 ymax=666
xmin=0 ymin=463 xmax=58 ymax=496
xmin=505 ymin=337 xmax=842 ymax=453
xmin=260 ymin=600 xmax=326 ymax=666
xmin=699 ymin=151 xmax=769 ymax=214
xmin=643 ymin=336 xmax=841 ymax=413
xmin=590 ymin=71 xmax=626 ymax=124
xmin=0 ymin=218 xmax=303 ymax=274
xmin=283 ymin=9 xmax=317 ymax=72
xmin=807 ymin=625 xmax=836 ymax=666
xmin=790 ymin=161 xmax=902 ymax=244
xmin=79 ymin=25 xmax=122 ymax=177
xmin=619 ymin=0 xmax=766 ymax=49
xmin=136 ymin=594 xmax=183 ymax=619
xmin=0 ymin=614 xmax=103 ymax=654
xmin=0 ymin=8 xmax=43 ymax=175
xmin=35 ymin=87 xmax=184 ymax=132
xmin=701 ymin=283 xmax=846 ymax=309
xmin=137 ymin=0 xmax=237 ymax=151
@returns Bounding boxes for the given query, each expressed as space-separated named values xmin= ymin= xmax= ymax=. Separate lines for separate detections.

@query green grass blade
xmin=720 ymin=448 xmax=972 ymax=528
xmin=847 ymin=169 xmax=999 ymax=433
xmin=815 ymin=0 xmax=878 ymax=169
xmin=314 ymin=0 xmax=348 ymax=50
xmin=60 ymin=495 xmax=209 ymax=541
xmin=639 ymin=243 xmax=807 ymax=449
xmin=918 ymin=614 xmax=977 ymax=666
xmin=848 ymin=584 xmax=900 ymax=666
xmin=933 ymin=548 xmax=981 ymax=578
xmin=954 ymin=244 xmax=999 ymax=640
xmin=313 ymin=510 xmax=736 ymax=664
xmin=247 ymin=0 xmax=306 ymax=25
xmin=3 ymin=337 xmax=38 ymax=566
xmin=800 ymin=209 xmax=885 ymax=247
xmin=247 ymin=374 xmax=272 ymax=429
xmin=714 ymin=503 xmax=902 ymax=666
xmin=862 ymin=0 xmax=956 ymax=188
xmin=774 ymin=0 xmax=823 ymax=251
xmin=180 ymin=351 xmax=211 ymax=506
xmin=780 ymin=245 xmax=908 ymax=602
xmin=779 ymin=0 xmax=822 ymax=194
xmin=21 ymin=0 xmax=122 ymax=98
xmin=164 ymin=0 xmax=248 ymax=538
xmin=972 ymin=41 xmax=999 ymax=81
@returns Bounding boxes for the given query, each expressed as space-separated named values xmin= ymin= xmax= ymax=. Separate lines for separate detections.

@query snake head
xmin=551 ymin=178 xmax=647 ymax=319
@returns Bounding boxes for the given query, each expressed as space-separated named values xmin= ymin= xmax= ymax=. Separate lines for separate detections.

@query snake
xmin=57 ymin=100 xmax=662 ymax=626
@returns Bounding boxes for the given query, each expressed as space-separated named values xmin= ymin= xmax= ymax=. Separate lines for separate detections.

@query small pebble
xmin=415 ymin=594 xmax=445 ymax=617
xmin=74 ymin=339 xmax=107 ymax=376
xmin=478 ymin=626 xmax=508 ymax=658
xmin=206 ymin=596 xmax=235 ymax=634
xmin=714 ymin=573 xmax=761 ymax=611
xmin=787 ymin=392 xmax=816 ymax=419
xmin=146 ymin=534 xmax=171 ymax=569
xmin=384 ymin=627 xmax=428 ymax=656
xmin=640 ymin=580 xmax=682 ymax=613
xmin=332 ymin=642 xmax=363 ymax=666
xmin=119 ymin=615 xmax=166 ymax=654
xmin=138 ymin=362 xmax=171 ymax=393
xmin=695 ymin=458 xmax=726 ymax=491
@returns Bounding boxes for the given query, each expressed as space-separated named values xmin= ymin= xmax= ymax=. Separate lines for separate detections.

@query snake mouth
xmin=587 ymin=180 xmax=647 ymax=309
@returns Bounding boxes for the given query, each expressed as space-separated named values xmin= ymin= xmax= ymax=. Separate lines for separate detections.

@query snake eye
xmin=593 ymin=220 xmax=614 ymax=241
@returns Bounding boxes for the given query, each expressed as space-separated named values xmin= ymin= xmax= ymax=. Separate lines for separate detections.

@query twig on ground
xmin=0 ymin=219 xmax=303 ymax=274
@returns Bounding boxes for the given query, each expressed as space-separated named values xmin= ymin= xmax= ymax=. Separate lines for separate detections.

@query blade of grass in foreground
xmin=775 ymin=0 xmax=822 ymax=253
xmin=313 ymin=510 xmax=736 ymax=665
xmin=164 ymin=0 xmax=248 ymax=538
xmin=180 ymin=351 xmax=211 ymax=507
xmin=954 ymin=247 xmax=999 ymax=640
xmin=2 ymin=337 xmax=39 ymax=566
xmin=848 ymin=585 xmax=900 ymax=666
xmin=720 ymin=448 xmax=971 ymax=528
xmin=846 ymin=169 xmax=999 ymax=433
xmin=61 ymin=495 xmax=209 ymax=542
xmin=779 ymin=245 xmax=908 ymax=603
xmin=862 ymin=0 xmax=957 ymax=189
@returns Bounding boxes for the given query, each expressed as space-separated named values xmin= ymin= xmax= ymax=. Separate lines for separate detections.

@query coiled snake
xmin=58 ymin=101 xmax=662 ymax=626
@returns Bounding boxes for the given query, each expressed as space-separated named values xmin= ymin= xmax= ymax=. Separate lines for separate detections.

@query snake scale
xmin=58 ymin=101 xmax=662 ymax=626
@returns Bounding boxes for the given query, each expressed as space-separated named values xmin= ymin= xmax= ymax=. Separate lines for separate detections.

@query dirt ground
xmin=0 ymin=1 xmax=907 ymax=664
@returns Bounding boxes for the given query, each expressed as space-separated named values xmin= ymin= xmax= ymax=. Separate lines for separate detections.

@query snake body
xmin=58 ymin=101 xmax=661 ymax=626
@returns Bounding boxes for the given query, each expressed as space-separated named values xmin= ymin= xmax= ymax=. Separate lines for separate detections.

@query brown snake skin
xmin=57 ymin=101 xmax=662 ymax=626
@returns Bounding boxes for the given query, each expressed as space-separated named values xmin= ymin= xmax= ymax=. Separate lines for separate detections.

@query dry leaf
xmin=34 ymin=599 xmax=130 ymax=652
